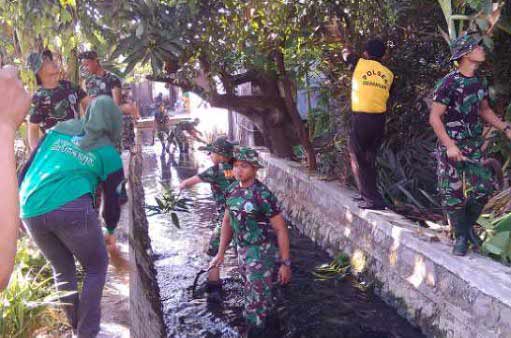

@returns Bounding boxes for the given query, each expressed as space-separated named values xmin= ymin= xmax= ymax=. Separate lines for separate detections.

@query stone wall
xmin=129 ymin=149 xmax=166 ymax=338
xmin=259 ymin=152 xmax=511 ymax=338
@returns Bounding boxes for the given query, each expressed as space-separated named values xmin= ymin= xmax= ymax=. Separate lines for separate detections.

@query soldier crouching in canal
xmin=179 ymin=136 xmax=237 ymax=302
xmin=429 ymin=32 xmax=511 ymax=256
xmin=209 ymin=147 xmax=292 ymax=336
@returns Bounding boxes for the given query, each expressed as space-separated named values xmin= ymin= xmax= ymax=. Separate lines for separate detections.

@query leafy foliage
xmin=0 ymin=237 xmax=71 ymax=337
xmin=145 ymin=186 xmax=192 ymax=228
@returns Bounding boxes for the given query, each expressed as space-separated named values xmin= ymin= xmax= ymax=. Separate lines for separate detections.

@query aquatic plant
xmin=145 ymin=186 xmax=192 ymax=228
xmin=312 ymin=253 xmax=351 ymax=282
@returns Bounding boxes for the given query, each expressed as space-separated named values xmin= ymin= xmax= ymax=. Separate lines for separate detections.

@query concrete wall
xmin=129 ymin=149 xmax=166 ymax=338
xmin=259 ymin=152 xmax=511 ymax=338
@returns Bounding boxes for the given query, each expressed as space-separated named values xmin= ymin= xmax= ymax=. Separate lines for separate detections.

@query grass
xmin=0 ymin=237 xmax=71 ymax=338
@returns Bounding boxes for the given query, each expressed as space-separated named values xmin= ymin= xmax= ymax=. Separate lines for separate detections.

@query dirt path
xmin=96 ymin=200 xmax=130 ymax=338
xmin=95 ymin=153 xmax=131 ymax=338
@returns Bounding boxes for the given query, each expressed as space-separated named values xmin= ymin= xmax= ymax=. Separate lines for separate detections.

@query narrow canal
xmin=141 ymin=142 xmax=425 ymax=338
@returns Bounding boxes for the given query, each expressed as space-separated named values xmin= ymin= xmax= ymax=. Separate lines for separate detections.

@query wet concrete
xmin=142 ymin=142 xmax=425 ymax=338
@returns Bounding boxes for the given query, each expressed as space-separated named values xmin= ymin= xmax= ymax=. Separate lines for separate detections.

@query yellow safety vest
xmin=351 ymin=59 xmax=394 ymax=113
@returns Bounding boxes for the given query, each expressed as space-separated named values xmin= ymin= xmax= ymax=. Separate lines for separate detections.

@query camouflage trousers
xmin=237 ymin=242 xmax=279 ymax=328
xmin=174 ymin=130 xmax=189 ymax=153
xmin=121 ymin=115 xmax=135 ymax=150
xmin=436 ymin=143 xmax=494 ymax=210
xmin=206 ymin=208 xmax=224 ymax=257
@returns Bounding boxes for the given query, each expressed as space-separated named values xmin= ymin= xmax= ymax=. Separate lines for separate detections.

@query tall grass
xmin=0 ymin=237 xmax=71 ymax=338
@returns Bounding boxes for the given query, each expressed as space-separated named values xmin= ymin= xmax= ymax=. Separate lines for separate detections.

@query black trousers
xmin=348 ymin=112 xmax=385 ymax=206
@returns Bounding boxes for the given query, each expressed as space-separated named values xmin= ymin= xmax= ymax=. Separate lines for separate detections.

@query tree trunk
xmin=274 ymin=51 xmax=317 ymax=170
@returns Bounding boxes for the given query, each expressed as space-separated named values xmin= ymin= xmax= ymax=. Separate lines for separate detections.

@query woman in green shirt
xmin=19 ymin=96 xmax=124 ymax=338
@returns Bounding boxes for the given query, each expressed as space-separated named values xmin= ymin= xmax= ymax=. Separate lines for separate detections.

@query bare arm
xmin=187 ymin=129 xmax=207 ymax=144
xmin=80 ymin=96 xmax=92 ymax=116
xmin=270 ymin=214 xmax=291 ymax=285
xmin=112 ymin=87 xmax=122 ymax=106
xmin=479 ymin=99 xmax=509 ymax=133
xmin=0 ymin=66 xmax=31 ymax=290
xmin=27 ymin=122 xmax=41 ymax=152
xmin=178 ymin=175 xmax=203 ymax=190
xmin=429 ymin=102 xmax=466 ymax=162
xmin=209 ymin=210 xmax=233 ymax=268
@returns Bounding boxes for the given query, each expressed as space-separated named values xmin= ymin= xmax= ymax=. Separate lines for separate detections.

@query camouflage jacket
xmin=433 ymin=70 xmax=489 ymax=149
xmin=84 ymin=72 xmax=122 ymax=97
xmin=198 ymin=162 xmax=235 ymax=208
xmin=29 ymin=80 xmax=86 ymax=131
xmin=174 ymin=121 xmax=196 ymax=133
xmin=226 ymin=179 xmax=281 ymax=247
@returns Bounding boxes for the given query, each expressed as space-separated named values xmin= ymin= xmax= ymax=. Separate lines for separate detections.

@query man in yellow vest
xmin=342 ymin=39 xmax=394 ymax=210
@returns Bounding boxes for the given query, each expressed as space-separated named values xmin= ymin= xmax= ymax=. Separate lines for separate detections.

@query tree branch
xmin=210 ymin=94 xmax=285 ymax=112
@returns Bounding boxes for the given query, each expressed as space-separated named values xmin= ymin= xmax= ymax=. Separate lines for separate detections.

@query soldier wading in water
xmin=179 ymin=137 xmax=237 ymax=302
xmin=210 ymin=147 xmax=291 ymax=336
xmin=429 ymin=32 xmax=511 ymax=256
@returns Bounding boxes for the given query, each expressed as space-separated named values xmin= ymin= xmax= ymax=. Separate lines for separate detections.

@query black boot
xmin=448 ymin=209 xmax=469 ymax=256
xmin=205 ymin=281 xmax=222 ymax=303
xmin=465 ymin=198 xmax=485 ymax=249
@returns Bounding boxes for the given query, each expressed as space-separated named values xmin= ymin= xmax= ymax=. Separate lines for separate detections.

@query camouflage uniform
xmin=154 ymin=109 xmax=171 ymax=148
xmin=29 ymin=80 xmax=86 ymax=132
xmin=198 ymin=162 xmax=235 ymax=256
xmin=84 ymin=72 xmax=122 ymax=98
xmin=171 ymin=120 xmax=198 ymax=153
xmin=120 ymin=94 xmax=136 ymax=150
xmin=433 ymin=32 xmax=499 ymax=255
xmin=225 ymin=148 xmax=281 ymax=327
xmin=197 ymin=137 xmax=236 ymax=256
xmin=433 ymin=71 xmax=494 ymax=209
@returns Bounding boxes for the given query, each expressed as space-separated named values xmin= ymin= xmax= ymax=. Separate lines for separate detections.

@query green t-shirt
xmin=19 ymin=130 xmax=122 ymax=219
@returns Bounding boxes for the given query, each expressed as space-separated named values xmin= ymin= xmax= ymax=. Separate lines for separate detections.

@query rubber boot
xmin=448 ymin=209 xmax=469 ymax=256
xmin=205 ymin=281 xmax=222 ymax=303
xmin=465 ymin=198 xmax=485 ymax=249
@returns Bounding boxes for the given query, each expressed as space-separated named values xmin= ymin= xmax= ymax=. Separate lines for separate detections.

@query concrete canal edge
xmin=259 ymin=152 xmax=511 ymax=338
xmin=129 ymin=148 xmax=167 ymax=338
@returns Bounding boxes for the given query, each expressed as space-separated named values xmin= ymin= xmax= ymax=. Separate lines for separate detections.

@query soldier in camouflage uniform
xmin=26 ymin=50 xmax=87 ymax=151
xmin=430 ymin=32 xmax=511 ymax=256
xmin=179 ymin=137 xmax=236 ymax=301
xmin=170 ymin=118 xmax=206 ymax=153
xmin=79 ymin=51 xmax=122 ymax=105
xmin=210 ymin=147 xmax=291 ymax=333
xmin=120 ymin=85 xmax=139 ymax=150
xmin=154 ymin=104 xmax=171 ymax=153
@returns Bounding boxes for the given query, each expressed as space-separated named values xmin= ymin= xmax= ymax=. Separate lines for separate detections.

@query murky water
xmin=141 ymin=142 xmax=425 ymax=338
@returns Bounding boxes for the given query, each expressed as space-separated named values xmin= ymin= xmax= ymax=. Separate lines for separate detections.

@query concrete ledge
xmin=259 ymin=152 xmax=511 ymax=338
xmin=129 ymin=149 xmax=166 ymax=338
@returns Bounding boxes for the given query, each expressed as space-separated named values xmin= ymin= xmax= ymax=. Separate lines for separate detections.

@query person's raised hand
xmin=0 ymin=66 xmax=30 ymax=130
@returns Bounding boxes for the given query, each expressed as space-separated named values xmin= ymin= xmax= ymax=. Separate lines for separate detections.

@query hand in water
xmin=209 ymin=254 xmax=224 ymax=269
xmin=278 ymin=265 xmax=291 ymax=285
xmin=105 ymin=233 xmax=129 ymax=270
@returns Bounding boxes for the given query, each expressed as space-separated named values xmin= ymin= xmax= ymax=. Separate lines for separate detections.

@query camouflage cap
xmin=199 ymin=136 xmax=236 ymax=158
xmin=78 ymin=50 xmax=98 ymax=60
xmin=27 ymin=50 xmax=53 ymax=74
xmin=233 ymin=147 xmax=263 ymax=168
xmin=449 ymin=32 xmax=483 ymax=62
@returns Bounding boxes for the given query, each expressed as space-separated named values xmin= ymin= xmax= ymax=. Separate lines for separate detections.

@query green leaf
xmin=171 ymin=212 xmax=180 ymax=228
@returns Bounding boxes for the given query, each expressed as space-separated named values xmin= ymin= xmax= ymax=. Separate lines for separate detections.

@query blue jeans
xmin=23 ymin=194 xmax=108 ymax=338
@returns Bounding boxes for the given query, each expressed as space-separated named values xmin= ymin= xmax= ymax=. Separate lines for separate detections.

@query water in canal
xmin=141 ymin=143 xmax=425 ymax=338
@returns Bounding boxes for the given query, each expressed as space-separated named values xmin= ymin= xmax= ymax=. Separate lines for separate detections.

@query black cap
xmin=78 ymin=50 xmax=98 ymax=60
xmin=365 ymin=39 xmax=386 ymax=58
